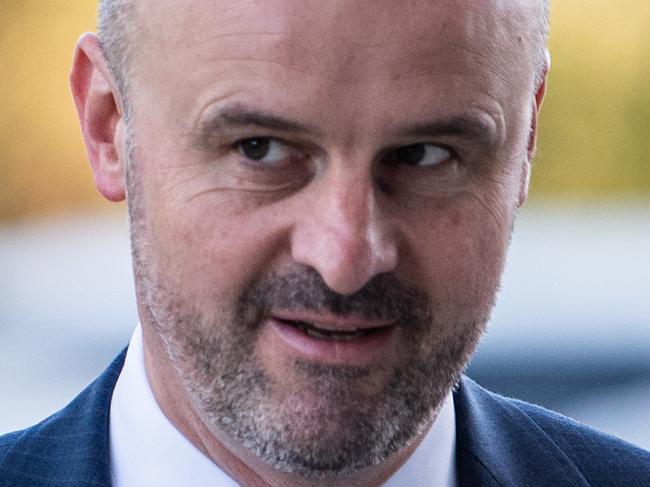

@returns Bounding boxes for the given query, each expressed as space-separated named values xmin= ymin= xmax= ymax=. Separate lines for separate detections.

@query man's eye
xmin=391 ymin=143 xmax=451 ymax=167
xmin=237 ymin=137 xmax=289 ymax=163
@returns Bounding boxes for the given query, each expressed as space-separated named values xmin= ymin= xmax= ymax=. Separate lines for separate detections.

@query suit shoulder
xmin=0 ymin=431 xmax=20 ymax=458
xmin=0 ymin=350 xmax=126 ymax=486
xmin=457 ymin=377 xmax=650 ymax=485
xmin=510 ymin=396 xmax=650 ymax=461
xmin=0 ymin=402 xmax=110 ymax=486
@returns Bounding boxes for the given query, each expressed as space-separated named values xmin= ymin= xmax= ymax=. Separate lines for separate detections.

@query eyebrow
xmin=194 ymin=105 xmax=499 ymax=149
xmin=196 ymin=105 xmax=321 ymax=144
xmin=396 ymin=116 xmax=500 ymax=147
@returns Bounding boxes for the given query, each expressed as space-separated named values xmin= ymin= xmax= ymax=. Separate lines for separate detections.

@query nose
xmin=290 ymin=169 xmax=398 ymax=295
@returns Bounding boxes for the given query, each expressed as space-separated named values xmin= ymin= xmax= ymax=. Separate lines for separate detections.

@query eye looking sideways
xmin=237 ymin=137 xmax=293 ymax=165
xmin=236 ymin=137 xmax=453 ymax=169
xmin=232 ymin=136 xmax=459 ymax=198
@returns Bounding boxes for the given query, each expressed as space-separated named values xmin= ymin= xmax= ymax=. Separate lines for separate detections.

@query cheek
xmin=155 ymin=214 xmax=238 ymax=293
xmin=146 ymin=192 xmax=290 ymax=308
xmin=409 ymin=192 xmax=514 ymax=318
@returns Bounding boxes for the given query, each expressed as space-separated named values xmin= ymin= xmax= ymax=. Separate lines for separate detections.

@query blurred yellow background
xmin=1 ymin=1 xmax=649 ymax=221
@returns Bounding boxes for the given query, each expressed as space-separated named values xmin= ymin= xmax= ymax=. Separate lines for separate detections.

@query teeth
xmin=290 ymin=320 xmax=367 ymax=341
xmin=304 ymin=327 xmax=364 ymax=341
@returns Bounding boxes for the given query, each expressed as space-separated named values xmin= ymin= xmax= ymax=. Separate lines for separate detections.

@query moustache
xmin=237 ymin=267 xmax=431 ymax=329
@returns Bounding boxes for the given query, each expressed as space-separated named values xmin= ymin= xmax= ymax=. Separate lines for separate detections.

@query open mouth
xmin=268 ymin=315 xmax=398 ymax=363
xmin=280 ymin=319 xmax=390 ymax=342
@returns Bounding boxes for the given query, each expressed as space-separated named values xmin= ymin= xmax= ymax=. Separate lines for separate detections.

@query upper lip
xmin=271 ymin=310 xmax=396 ymax=332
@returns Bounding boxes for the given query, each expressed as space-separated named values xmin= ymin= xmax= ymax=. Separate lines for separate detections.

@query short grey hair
xmin=97 ymin=0 xmax=551 ymax=107
xmin=98 ymin=0 xmax=135 ymax=109
xmin=537 ymin=0 xmax=551 ymax=89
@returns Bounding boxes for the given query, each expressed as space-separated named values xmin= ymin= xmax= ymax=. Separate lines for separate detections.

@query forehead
xmin=136 ymin=0 xmax=535 ymax=72
xmin=131 ymin=0 xmax=540 ymax=132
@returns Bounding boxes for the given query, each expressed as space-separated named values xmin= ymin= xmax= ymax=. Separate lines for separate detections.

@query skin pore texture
xmin=71 ymin=1 xmax=549 ymax=486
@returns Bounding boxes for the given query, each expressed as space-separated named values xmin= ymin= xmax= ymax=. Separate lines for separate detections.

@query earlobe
xmin=70 ymin=33 xmax=127 ymax=202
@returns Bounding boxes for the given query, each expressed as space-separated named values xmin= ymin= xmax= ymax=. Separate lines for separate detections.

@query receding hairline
xmin=97 ymin=0 xmax=551 ymax=104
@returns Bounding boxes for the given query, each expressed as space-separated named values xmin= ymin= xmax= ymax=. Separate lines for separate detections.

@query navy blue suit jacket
xmin=1 ymin=350 xmax=649 ymax=486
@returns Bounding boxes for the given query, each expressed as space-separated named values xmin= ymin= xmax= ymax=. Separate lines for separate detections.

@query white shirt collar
xmin=109 ymin=325 xmax=457 ymax=487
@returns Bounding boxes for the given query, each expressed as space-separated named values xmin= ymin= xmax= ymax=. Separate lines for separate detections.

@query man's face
xmin=125 ymin=0 xmax=541 ymax=477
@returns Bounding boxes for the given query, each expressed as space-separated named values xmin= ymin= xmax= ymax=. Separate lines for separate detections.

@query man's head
xmin=71 ymin=0 xmax=550 ymax=483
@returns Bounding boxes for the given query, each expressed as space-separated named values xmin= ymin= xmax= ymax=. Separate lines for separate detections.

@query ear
xmin=519 ymin=48 xmax=551 ymax=207
xmin=70 ymin=33 xmax=127 ymax=202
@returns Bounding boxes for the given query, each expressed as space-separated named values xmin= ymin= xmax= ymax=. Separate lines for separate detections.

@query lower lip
xmin=265 ymin=318 xmax=397 ymax=366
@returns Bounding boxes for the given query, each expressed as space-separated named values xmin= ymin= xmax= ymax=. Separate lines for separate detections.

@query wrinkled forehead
xmin=132 ymin=0 xmax=541 ymax=83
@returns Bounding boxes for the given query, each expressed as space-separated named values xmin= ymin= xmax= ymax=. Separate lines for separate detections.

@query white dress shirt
xmin=110 ymin=326 xmax=457 ymax=486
